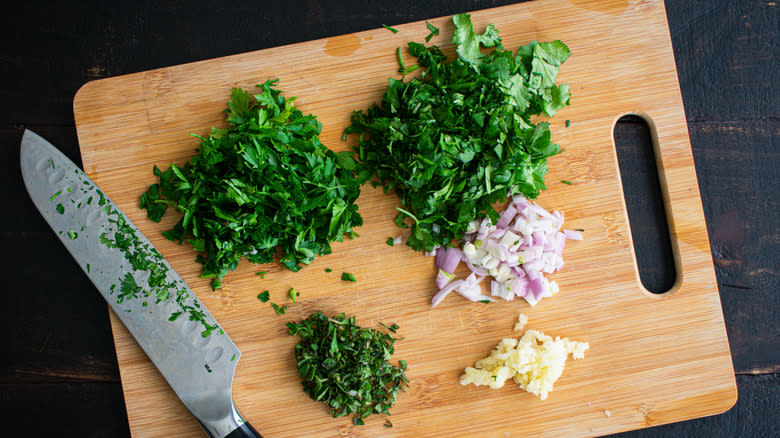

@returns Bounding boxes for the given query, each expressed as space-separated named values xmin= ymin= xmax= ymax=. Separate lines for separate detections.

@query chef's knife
xmin=20 ymin=130 xmax=262 ymax=438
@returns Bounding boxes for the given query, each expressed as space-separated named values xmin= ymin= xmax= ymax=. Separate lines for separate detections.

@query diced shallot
xmin=457 ymin=195 xmax=582 ymax=307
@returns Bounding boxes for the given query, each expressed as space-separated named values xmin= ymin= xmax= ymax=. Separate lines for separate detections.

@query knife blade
xmin=20 ymin=129 xmax=262 ymax=438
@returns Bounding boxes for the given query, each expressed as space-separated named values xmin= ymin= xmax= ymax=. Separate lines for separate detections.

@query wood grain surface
xmin=70 ymin=1 xmax=738 ymax=436
xmin=4 ymin=0 xmax=779 ymax=437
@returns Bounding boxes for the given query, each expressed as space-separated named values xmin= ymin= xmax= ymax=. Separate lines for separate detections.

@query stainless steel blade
xmin=20 ymin=130 xmax=247 ymax=438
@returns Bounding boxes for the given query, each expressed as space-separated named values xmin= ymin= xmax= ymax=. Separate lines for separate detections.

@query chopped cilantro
xmin=386 ymin=237 xmax=395 ymax=246
xmin=56 ymin=203 xmax=65 ymax=214
xmin=341 ymin=272 xmax=356 ymax=282
xmin=257 ymin=290 xmax=270 ymax=303
xmin=67 ymin=230 xmax=78 ymax=240
xmin=344 ymin=14 xmax=571 ymax=252
xmin=324 ymin=268 xmax=333 ymax=273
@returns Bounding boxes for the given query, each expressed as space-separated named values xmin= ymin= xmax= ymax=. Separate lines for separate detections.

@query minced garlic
xmin=460 ymin=326 xmax=588 ymax=400
xmin=513 ymin=313 xmax=529 ymax=331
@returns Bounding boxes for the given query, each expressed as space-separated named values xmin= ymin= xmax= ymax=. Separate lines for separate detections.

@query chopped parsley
xmin=561 ymin=180 xmax=572 ymax=185
xmin=98 ymin=202 xmax=219 ymax=337
xmin=341 ymin=272 xmax=356 ymax=282
xmin=56 ymin=203 xmax=65 ymax=214
xmin=344 ymin=14 xmax=571 ymax=252
xmin=67 ymin=230 xmax=78 ymax=240
xmin=386 ymin=237 xmax=395 ymax=246
xmin=324 ymin=268 xmax=333 ymax=273
xmin=289 ymin=287 xmax=298 ymax=302
xmin=257 ymin=290 xmax=270 ymax=303
xmin=271 ymin=302 xmax=287 ymax=315
xmin=141 ymin=80 xmax=364 ymax=290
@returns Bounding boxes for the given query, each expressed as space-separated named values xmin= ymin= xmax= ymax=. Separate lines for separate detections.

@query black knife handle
xmin=225 ymin=422 xmax=263 ymax=438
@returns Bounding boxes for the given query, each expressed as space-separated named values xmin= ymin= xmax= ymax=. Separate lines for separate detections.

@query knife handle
xmin=225 ymin=422 xmax=262 ymax=438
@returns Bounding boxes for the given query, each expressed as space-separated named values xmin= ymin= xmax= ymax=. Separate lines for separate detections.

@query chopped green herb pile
xmin=287 ymin=311 xmax=409 ymax=425
xmin=344 ymin=14 xmax=571 ymax=252
xmin=141 ymin=80 xmax=364 ymax=289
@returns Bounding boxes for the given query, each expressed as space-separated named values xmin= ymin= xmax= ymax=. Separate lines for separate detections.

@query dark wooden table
xmin=1 ymin=1 xmax=776 ymax=436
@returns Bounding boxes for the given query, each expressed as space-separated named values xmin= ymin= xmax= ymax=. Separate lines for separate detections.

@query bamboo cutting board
xmin=73 ymin=0 xmax=736 ymax=436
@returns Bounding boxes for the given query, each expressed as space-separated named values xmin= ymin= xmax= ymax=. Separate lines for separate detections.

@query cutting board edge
xmin=71 ymin=0 xmax=740 ymax=436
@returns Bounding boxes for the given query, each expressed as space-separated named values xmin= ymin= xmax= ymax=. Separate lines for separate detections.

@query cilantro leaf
xmin=451 ymin=13 xmax=503 ymax=67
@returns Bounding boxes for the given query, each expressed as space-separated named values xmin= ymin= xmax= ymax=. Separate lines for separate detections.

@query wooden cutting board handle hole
xmin=613 ymin=114 xmax=678 ymax=295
